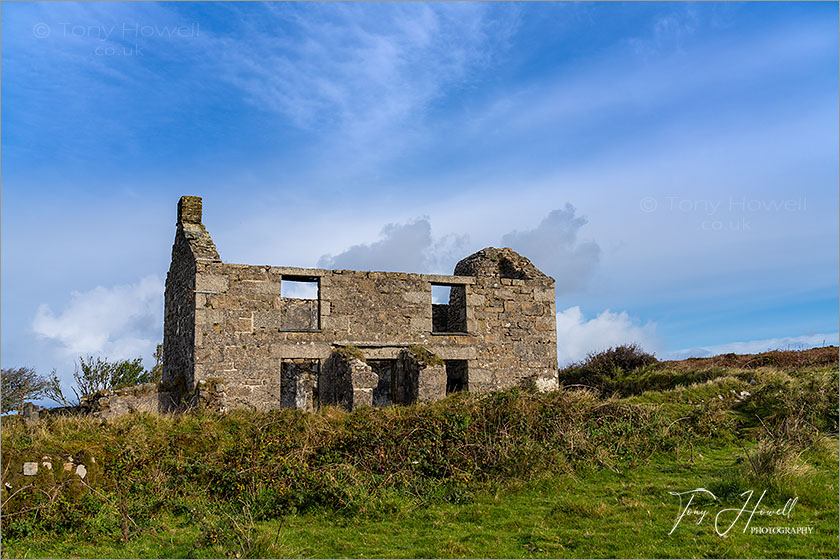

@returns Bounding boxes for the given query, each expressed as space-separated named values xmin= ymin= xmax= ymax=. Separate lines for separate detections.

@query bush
xmin=559 ymin=344 xmax=658 ymax=394
xmin=733 ymin=366 xmax=839 ymax=433
xmin=1 ymin=387 xmax=696 ymax=541
xmin=75 ymin=356 xmax=150 ymax=395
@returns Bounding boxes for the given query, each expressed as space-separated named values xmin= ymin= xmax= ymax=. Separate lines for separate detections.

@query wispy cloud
xmin=456 ymin=15 xmax=836 ymax=164
xmin=501 ymin=204 xmax=600 ymax=293
xmin=556 ymin=306 xmax=660 ymax=365
xmin=626 ymin=6 xmax=699 ymax=58
xmin=32 ymin=276 xmax=163 ymax=362
xmin=215 ymin=3 xmax=518 ymax=162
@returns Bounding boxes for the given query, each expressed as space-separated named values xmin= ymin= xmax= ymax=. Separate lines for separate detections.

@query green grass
xmin=6 ymin=440 xmax=837 ymax=558
xmin=2 ymin=347 xmax=838 ymax=558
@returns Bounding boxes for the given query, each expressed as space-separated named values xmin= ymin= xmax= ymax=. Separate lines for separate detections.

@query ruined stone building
xmin=161 ymin=196 xmax=558 ymax=412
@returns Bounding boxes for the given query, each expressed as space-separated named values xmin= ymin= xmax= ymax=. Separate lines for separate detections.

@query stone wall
xmin=185 ymin=260 xmax=482 ymax=410
xmin=447 ymin=284 xmax=468 ymax=333
xmin=79 ymin=384 xmax=178 ymax=419
xmin=162 ymin=196 xmax=220 ymax=396
xmin=280 ymin=359 xmax=319 ymax=411
xmin=277 ymin=298 xmax=319 ymax=330
xmin=393 ymin=347 xmax=446 ymax=405
xmin=368 ymin=360 xmax=394 ymax=407
xmin=162 ymin=196 xmax=559 ymax=412
xmin=320 ymin=351 xmax=377 ymax=411
xmin=23 ymin=384 xmax=178 ymax=421
xmin=454 ymin=247 xmax=558 ymax=393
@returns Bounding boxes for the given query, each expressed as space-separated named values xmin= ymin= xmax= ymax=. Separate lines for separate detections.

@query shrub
xmin=75 ymin=356 xmax=150 ymax=395
xmin=559 ymin=344 xmax=658 ymax=394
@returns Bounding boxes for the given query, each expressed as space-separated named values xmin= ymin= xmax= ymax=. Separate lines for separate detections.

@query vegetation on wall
xmin=406 ymin=344 xmax=444 ymax=367
xmin=333 ymin=345 xmax=366 ymax=363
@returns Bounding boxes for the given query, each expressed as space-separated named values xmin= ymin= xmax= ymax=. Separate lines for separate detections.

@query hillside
xmin=1 ymin=347 xmax=837 ymax=558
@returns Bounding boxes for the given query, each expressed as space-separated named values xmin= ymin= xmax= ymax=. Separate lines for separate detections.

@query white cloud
xmin=32 ymin=276 xmax=163 ymax=362
xmin=556 ymin=306 xmax=660 ymax=365
xmin=501 ymin=204 xmax=600 ymax=293
xmin=317 ymin=217 xmax=467 ymax=274
xmin=666 ymin=332 xmax=839 ymax=360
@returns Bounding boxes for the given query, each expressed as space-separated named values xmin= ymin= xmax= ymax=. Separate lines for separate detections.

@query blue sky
xmin=2 ymin=1 xmax=838 ymax=390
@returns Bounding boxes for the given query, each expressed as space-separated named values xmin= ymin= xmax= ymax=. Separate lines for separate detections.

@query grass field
xmin=2 ymin=347 xmax=838 ymax=558
xmin=8 ymin=441 xmax=838 ymax=559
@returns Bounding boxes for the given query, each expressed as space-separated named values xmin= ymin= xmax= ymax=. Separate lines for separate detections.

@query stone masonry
xmin=162 ymin=196 xmax=558 ymax=412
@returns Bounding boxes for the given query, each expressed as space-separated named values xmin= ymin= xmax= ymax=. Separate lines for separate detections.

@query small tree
xmin=47 ymin=355 xmax=154 ymax=405
xmin=72 ymin=356 xmax=113 ymax=397
xmin=1 ymin=366 xmax=50 ymax=413
xmin=73 ymin=355 xmax=151 ymax=397
xmin=44 ymin=369 xmax=75 ymax=407
xmin=108 ymin=357 xmax=149 ymax=390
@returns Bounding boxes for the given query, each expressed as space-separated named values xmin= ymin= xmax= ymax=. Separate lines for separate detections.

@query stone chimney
xmin=178 ymin=195 xmax=203 ymax=225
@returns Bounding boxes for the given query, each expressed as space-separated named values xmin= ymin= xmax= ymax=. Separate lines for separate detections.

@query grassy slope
xmin=2 ymin=348 xmax=838 ymax=559
xmin=10 ymin=441 xmax=837 ymax=559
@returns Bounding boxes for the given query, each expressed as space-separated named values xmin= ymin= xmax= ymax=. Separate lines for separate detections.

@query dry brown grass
xmin=662 ymin=345 xmax=838 ymax=371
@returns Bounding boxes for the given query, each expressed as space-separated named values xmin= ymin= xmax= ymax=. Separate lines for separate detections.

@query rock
xmin=75 ymin=464 xmax=87 ymax=479
xmin=23 ymin=462 xmax=38 ymax=476
xmin=22 ymin=402 xmax=39 ymax=425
